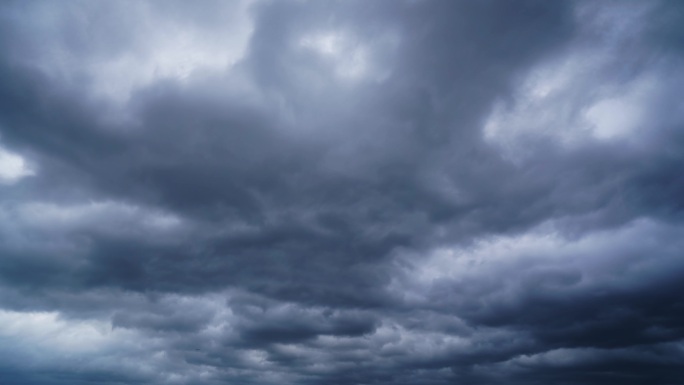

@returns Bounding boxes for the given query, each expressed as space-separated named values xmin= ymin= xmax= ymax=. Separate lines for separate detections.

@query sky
xmin=0 ymin=1 xmax=683 ymax=384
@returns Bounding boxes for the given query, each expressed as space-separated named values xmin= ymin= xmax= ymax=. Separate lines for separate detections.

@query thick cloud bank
xmin=1 ymin=1 xmax=684 ymax=384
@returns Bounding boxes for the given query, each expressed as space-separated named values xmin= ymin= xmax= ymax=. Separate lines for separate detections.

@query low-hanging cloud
xmin=1 ymin=1 xmax=683 ymax=384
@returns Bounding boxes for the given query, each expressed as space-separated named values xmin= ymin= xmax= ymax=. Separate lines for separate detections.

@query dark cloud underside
xmin=0 ymin=1 xmax=683 ymax=384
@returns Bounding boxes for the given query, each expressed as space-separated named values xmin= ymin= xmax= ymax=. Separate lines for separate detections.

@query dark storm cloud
xmin=1 ymin=1 xmax=684 ymax=384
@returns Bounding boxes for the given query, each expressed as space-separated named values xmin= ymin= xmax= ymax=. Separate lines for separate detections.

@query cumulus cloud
xmin=0 ymin=1 xmax=683 ymax=384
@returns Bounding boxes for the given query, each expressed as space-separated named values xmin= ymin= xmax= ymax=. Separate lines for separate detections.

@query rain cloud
xmin=1 ymin=1 xmax=684 ymax=384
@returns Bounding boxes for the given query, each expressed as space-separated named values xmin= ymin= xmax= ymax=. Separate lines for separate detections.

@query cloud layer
xmin=1 ymin=1 xmax=683 ymax=384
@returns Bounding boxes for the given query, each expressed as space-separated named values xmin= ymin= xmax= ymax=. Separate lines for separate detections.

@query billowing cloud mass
xmin=1 ymin=1 xmax=683 ymax=384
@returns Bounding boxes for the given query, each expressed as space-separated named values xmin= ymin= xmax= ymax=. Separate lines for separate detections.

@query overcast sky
xmin=1 ymin=1 xmax=683 ymax=384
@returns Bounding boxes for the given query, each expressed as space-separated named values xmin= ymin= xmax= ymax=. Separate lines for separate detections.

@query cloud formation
xmin=1 ymin=1 xmax=683 ymax=384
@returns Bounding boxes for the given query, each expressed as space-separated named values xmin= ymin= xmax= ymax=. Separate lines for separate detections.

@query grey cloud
xmin=0 ymin=1 xmax=683 ymax=384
